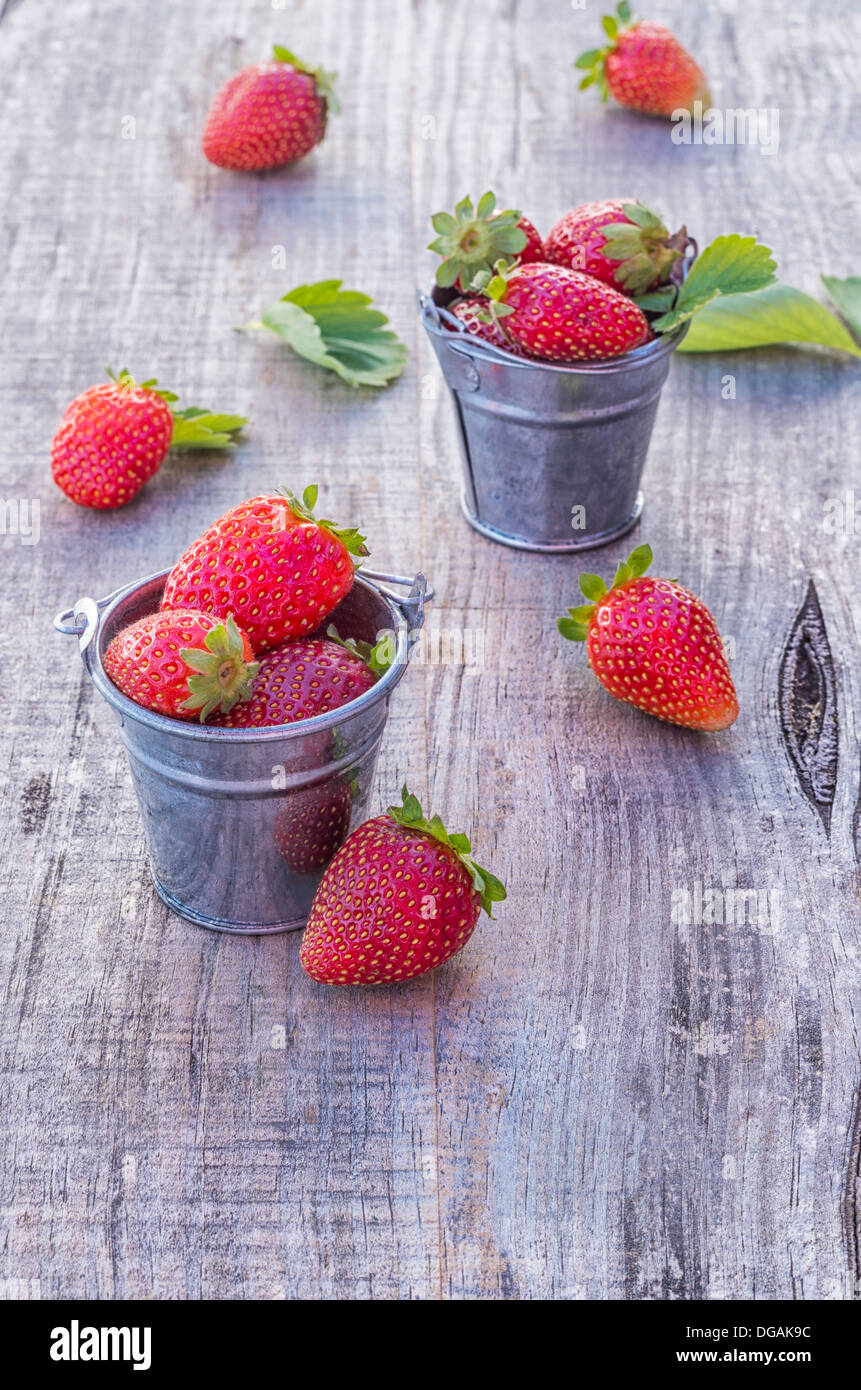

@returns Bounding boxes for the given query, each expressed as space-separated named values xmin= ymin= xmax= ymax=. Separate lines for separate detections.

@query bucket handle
xmin=54 ymin=569 xmax=434 ymax=651
xmin=361 ymin=569 xmax=434 ymax=634
xmin=53 ymin=574 xmax=148 ymax=654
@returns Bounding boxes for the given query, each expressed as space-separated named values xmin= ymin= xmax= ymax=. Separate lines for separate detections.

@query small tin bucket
xmin=54 ymin=568 xmax=431 ymax=934
xmin=421 ymin=290 xmax=689 ymax=552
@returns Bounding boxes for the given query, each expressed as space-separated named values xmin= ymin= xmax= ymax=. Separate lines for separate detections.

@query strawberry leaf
xmin=653 ymin=235 xmax=777 ymax=333
xmin=255 ymin=280 xmax=408 ymax=389
xmin=170 ymin=407 xmax=247 ymax=450
xmin=325 ymin=623 xmax=393 ymax=675
xmin=558 ymin=616 xmax=589 ymax=642
xmin=820 ymin=274 xmax=861 ymax=344
xmin=675 ymin=281 xmax=861 ymax=357
xmin=579 ymin=573 xmax=607 ymax=601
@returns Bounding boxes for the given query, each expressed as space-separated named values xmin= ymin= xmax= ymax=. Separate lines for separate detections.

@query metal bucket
xmin=421 ymin=291 xmax=689 ymax=552
xmin=54 ymin=568 xmax=431 ymax=934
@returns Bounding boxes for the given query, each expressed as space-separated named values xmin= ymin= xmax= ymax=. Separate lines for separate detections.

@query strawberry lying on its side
xmin=51 ymin=371 xmax=174 ymax=510
xmin=51 ymin=369 xmax=247 ymax=510
xmin=558 ymin=544 xmax=738 ymax=731
xmin=575 ymin=4 xmax=710 ymax=117
xmin=300 ymin=786 xmax=506 ymax=986
xmin=208 ymin=634 xmax=379 ymax=728
xmin=543 ymin=199 xmax=688 ymax=296
xmin=429 ymin=191 xmax=543 ymax=292
xmin=477 ymin=262 xmax=651 ymax=361
xmin=202 ymin=45 xmax=338 ymax=171
xmin=104 ymin=611 xmax=259 ymax=722
xmin=161 ymin=486 xmax=367 ymax=653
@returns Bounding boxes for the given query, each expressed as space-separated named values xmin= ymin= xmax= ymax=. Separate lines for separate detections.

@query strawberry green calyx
xmin=326 ymin=624 xmax=394 ymax=675
xmin=429 ymin=192 xmax=528 ymax=290
xmin=557 ymin=542 xmax=652 ymax=641
xmin=272 ymin=45 xmax=340 ymax=113
xmin=471 ymin=260 xmax=518 ymax=322
xmin=179 ymin=614 xmax=260 ymax=722
xmin=600 ymin=203 xmax=688 ymax=295
xmin=279 ymin=483 xmax=368 ymax=559
xmin=387 ymin=785 xmax=507 ymax=918
xmin=106 ymin=368 xmax=247 ymax=450
xmin=574 ymin=1 xmax=633 ymax=99
xmin=106 ymin=366 xmax=178 ymax=403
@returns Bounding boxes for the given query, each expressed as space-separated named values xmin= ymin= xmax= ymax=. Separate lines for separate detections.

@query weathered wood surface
xmin=1 ymin=0 xmax=860 ymax=1300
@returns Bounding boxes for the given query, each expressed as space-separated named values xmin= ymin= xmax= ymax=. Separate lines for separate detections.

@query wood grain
xmin=1 ymin=0 xmax=860 ymax=1300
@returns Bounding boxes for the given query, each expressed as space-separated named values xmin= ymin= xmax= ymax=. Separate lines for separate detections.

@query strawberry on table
xmin=477 ymin=262 xmax=651 ymax=362
xmin=429 ymin=191 xmax=543 ymax=292
xmin=558 ymin=544 xmax=738 ymax=731
xmin=575 ymin=4 xmax=710 ymax=117
xmin=51 ymin=370 xmax=173 ymax=510
xmin=51 ymin=369 xmax=247 ymax=510
xmin=161 ymin=485 xmax=367 ymax=654
xmin=299 ymin=786 xmax=506 ymax=986
xmin=104 ymin=610 xmax=259 ymax=723
xmin=202 ymin=45 xmax=338 ymax=171
xmin=544 ymin=199 xmax=688 ymax=296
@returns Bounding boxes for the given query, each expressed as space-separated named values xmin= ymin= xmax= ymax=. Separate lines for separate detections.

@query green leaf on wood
xmin=676 ymin=282 xmax=861 ymax=357
xmin=820 ymin=274 xmax=861 ymax=343
xmin=170 ymin=407 xmax=247 ymax=450
xmin=255 ymin=280 xmax=409 ymax=388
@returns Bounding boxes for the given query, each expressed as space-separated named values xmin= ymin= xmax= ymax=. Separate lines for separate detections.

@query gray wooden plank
xmin=1 ymin=0 xmax=860 ymax=1301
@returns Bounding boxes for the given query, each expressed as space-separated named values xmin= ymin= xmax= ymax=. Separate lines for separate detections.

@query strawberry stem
xmin=178 ymin=614 xmax=260 ymax=722
xmin=387 ymin=785 xmax=506 ymax=918
xmin=557 ymin=542 xmax=653 ymax=641
xmin=428 ymin=192 xmax=528 ymax=290
xmin=279 ymin=483 xmax=369 ymax=559
xmin=272 ymin=45 xmax=340 ymax=114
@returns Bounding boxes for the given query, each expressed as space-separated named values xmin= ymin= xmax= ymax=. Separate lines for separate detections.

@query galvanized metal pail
xmin=421 ymin=290 xmax=689 ymax=552
xmin=54 ymin=568 xmax=431 ymax=934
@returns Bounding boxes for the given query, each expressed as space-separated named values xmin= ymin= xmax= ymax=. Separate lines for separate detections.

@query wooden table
xmin=2 ymin=0 xmax=859 ymax=1300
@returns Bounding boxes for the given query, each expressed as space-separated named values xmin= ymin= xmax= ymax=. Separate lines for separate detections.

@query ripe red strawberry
xmin=161 ymin=486 xmax=367 ymax=654
xmin=429 ymin=191 xmax=543 ymax=292
xmin=543 ymin=199 xmax=688 ymax=295
xmin=300 ymin=786 xmax=506 ymax=986
xmin=51 ymin=370 xmax=174 ymax=509
xmin=275 ymin=780 xmax=353 ymax=874
xmin=446 ymin=297 xmax=527 ymax=357
xmin=576 ymin=5 xmax=710 ymax=117
xmin=479 ymin=262 xmax=651 ymax=362
xmin=104 ymin=610 xmax=258 ymax=722
xmin=208 ymin=633 xmax=379 ymax=728
xmin=558 ymin=544 xmax=738 ymax=731
xmin=202 ymin=45 xmax=338 ymax=171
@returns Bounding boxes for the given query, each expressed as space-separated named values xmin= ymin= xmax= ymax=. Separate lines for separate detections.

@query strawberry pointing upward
xmin=104 ymin=610 xmax=259 ymax=722
xmin=300 ymin=786 xmax=506 ymax=986
xmin=558 ymin=544 xmax=738 ymax=731
xmin=429 ymin=191 xmax=543 ymax=292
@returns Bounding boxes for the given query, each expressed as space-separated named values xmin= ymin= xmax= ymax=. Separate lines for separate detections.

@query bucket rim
xmin=65 ymin=567 xmax=425 ymax=744
xmin=419 ymin=290 xmax=689 ymax=373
